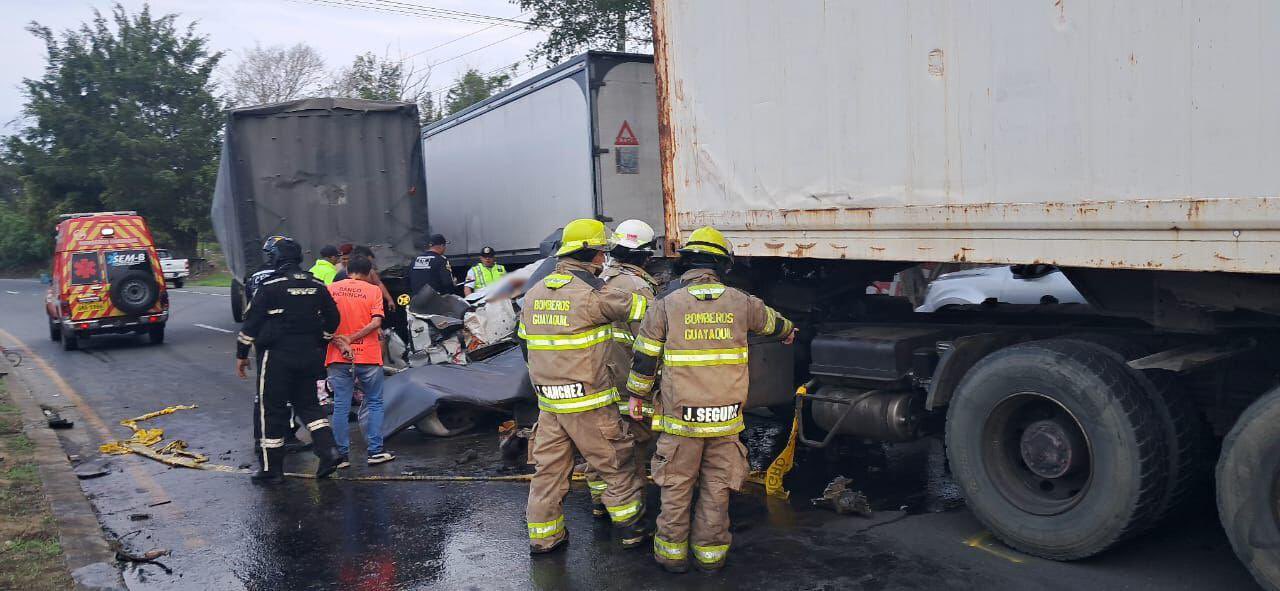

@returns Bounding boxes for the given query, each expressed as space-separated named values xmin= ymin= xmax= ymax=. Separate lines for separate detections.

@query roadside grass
xmin=0 ymin=380 xmax=73 ymax=590
xmin=188 ymin=271 xmax=232 ymax=287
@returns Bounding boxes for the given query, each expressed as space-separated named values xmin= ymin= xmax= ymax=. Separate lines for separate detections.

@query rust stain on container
xmin=1186 ymin=199 xmax=1208 ymax=221
xmin=652 ymin=0 xmax=682 ymax=250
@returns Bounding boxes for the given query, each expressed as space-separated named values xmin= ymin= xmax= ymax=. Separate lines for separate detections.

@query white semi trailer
xmin=422 ymin=51 xmax=664 ymax=268
xmin=653 ymin=1 xmax=1280 ymax=588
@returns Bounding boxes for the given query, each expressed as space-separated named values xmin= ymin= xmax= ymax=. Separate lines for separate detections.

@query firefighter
xmin=582 ymin=219 xmax=661 ymax=518
xmin=519 ymin=218 xmax=652 ymax=554
xmin=626 ymin=226 xmax=796 ymax=573
xmin=235 ymin=237 xmax=345 ymax=484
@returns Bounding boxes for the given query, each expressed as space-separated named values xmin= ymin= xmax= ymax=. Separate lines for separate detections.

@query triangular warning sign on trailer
xmin=614 ymin=121 xmax=639 ymax=146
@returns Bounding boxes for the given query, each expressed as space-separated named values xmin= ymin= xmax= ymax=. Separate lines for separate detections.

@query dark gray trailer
xmin=210 ymin=98 xmax=428 ymax=320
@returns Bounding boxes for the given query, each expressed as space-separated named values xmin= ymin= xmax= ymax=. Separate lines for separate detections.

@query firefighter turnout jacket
xmin=601 ymin=261 xmax=660 ymax=411
xmin=518 ymin=258 xmax=649 ymax=414
xmin=627 ymin=268 xmax=794 ymax=437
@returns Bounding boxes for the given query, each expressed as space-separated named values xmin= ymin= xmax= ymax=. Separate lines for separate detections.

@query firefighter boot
xmin=529 ymin=532 xmax=569 ymax=555
xmin=251 ymin=448 xmax=285 ymax=485
xmin=615 ymin=507 xmax=652 ymax=549
xmin=311 ymin=427 xmax=343 ymax=478
xmin=282 ymin=434 xmax=312 ymax=454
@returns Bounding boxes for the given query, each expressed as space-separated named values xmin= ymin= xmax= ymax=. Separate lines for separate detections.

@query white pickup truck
xmin=155 ymin=249 xmax=189 ymax=288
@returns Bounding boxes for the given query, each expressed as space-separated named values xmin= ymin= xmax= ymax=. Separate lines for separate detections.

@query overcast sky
xmin=0 ymin=0 xmax=551 ymax=135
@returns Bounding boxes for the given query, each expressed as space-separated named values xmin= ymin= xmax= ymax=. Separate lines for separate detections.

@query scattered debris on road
xmin=40 ymin=408 xmax=72 ymax=429
xmin=109 ymin=538 xmax=171 ymax=574
xmin=812 ymin=476 xmax=873 ymax=517
xmin=73 ymin=459 xmax=112 ymax=480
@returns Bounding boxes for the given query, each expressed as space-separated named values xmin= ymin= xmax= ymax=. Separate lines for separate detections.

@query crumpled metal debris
xmin=812 ymin=476 xmax=873 ymax=516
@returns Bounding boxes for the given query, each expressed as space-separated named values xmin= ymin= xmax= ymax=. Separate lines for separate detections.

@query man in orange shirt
xmin=326 ymin=255 xmax=395 ymax=466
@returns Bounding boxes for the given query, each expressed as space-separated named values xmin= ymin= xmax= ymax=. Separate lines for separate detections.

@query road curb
xmin=2 ymin=360 xmax=126 ymax=591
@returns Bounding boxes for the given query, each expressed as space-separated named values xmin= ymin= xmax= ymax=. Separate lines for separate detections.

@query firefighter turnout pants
xmin=584 ymin=414 xmax=655 ymax=508
xmin=526 ymin=406 xmax=645 ymax=550
xmin=650 ymin=433 xmax=749 ymax=571
xmin=253 ymin=347 xmax=335 ymax=472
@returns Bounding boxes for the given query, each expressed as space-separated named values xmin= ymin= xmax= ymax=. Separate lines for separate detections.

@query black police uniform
xmin=236 ymin=264 xmax=342 ymax=480
xmin=245 ymin=265 xmax=310 ymax=447
xmin=408 ymin=250 xmax=457 ymax=297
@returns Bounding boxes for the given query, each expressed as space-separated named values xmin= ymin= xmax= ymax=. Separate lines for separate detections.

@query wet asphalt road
xmin=0 ymin=277 xmax=1263 ymax=590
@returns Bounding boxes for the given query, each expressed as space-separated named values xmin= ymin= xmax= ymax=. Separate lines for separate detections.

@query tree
xmin=226 ymin=43 xmax=326 ymax=106
xmin=513 ymin=0 xmax=652 ymax=64
xmin=4 ymin=3 xmax=223 ymax=257
xmin=329 ymin=51 xmax=435 ymax=123
xmin=0 ymin=157 xmax=44 ymax=269
xmin=443 ymin=68 xmax=512 ymax=116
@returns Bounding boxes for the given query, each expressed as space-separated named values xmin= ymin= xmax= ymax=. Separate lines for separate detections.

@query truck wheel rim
xmin=983 ymin=392 xmax=1093 ymax=516
xmin=122 ymin=281 xmax=148 ymax=305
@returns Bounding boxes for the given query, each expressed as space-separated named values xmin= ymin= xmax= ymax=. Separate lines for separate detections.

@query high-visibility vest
xmin=470 ymin=263 xmax=507 ymax=290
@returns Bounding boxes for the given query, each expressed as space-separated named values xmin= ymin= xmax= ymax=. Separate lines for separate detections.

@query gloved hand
xmin=628 ymin=396 xmax=646 ymax=421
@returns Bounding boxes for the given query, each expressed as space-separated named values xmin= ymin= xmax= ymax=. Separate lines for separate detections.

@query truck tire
xmin=173 ymin=278 xmax=184 ymax=289
xmin=945 ymin=339 xmax=1168 ymax=560
xmin=1059 ymin=335 xmax=1210 ymax=529
xmin=1217 ymin=386 xmax=1280 ymax=591
xmin=61 ymin=326 xmax=79 ymax=351
xmin=109 ymin=270 xmax=160 ymax=316
xmin=147 ymin=323 xmax=165 ymax=345
xmin=231 ymin=278 xmax=245 ymax=323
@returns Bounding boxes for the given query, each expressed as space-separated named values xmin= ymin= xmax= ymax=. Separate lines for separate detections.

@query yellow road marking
xmin=0 ymin=328 xmax=208 ymax=549
xmin=963 ymin=532 xmax=1026 ymax=564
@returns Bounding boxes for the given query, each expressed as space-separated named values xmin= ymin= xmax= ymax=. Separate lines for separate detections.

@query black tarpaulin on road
xmin=376 ymin=347 xmax=533 ymax=438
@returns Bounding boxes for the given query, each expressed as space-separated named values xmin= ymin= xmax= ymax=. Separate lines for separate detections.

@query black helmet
xmin=263 ymin=236 xmax=302 ymax=269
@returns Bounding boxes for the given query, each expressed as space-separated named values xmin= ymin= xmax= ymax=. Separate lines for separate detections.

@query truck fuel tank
xmin=809 ymin=387 xmax=921 ymax=443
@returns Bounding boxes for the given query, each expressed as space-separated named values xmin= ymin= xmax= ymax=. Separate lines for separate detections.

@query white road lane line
xmin=194 ymin=323 xmax=234 ymax=334
xmin=169 ymin=289 xmax=230 ymax=297
xmin=5 ymin=291 xmax=18 ymax=295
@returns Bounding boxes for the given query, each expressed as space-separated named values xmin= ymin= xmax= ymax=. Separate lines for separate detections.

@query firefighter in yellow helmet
xmin=626 ymin=226 xmax=796 ymax=573
xmin=581 ymin=220 xmax=661 ymax=517
xmin=520 ymin=218 xmax=653 ymax=554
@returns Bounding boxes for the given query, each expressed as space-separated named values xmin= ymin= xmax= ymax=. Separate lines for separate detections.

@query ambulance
xmin=45 ymin=211 xmax=169 ymax=350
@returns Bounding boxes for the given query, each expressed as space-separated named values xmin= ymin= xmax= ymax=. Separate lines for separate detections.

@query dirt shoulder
xmin=0 ymin=378 xmax=74 ymax=590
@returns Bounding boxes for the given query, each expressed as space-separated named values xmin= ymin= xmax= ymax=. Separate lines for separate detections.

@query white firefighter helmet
xmin=611 ymin=219 xmax=656 ymax=251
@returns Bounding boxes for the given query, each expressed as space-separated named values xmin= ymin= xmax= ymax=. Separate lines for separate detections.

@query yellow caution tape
xmin=759 ymin=382 xmax=811 ymax=500
xmin=100 ymin=405 xmax=206 ymax=467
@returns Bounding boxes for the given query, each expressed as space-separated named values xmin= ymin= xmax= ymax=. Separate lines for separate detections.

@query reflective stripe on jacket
xmin=518 ymin=258 xmax=649 ymax=413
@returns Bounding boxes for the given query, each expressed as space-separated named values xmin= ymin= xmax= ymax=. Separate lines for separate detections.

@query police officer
xmin=519 ymin=218 xmax=652 ymax=554
xmin=626 ymin=226 xmax=796 ymax=573
xmin=235 ymin=237 xmax=345 ymax=484
xmin=463 ymin=246 xmax=506 ymax=296
xmin=583 ymin=220 xmax=660 ymax=517
xmin=245 ymin=236 xmax=308 ymax=453
xmin=408 ymin=234 xmax=457 ymax=297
